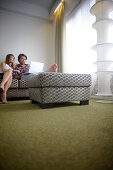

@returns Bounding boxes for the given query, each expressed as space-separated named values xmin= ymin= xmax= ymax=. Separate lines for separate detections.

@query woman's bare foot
xmin=1 ymin=93 xmax=8 ymax=104
xmin=47 ymin=64 xmax=58 ymax=72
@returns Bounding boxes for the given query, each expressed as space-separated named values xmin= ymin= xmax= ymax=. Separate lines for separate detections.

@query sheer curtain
xmin=54 ymin=1 xmax=66 ymax=73
xmin=66 ymin=0 xmax=97 ymax=76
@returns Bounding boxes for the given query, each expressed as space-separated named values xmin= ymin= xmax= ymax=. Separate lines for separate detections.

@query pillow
xmin=29 ymin=61 xmax=44 ymax=73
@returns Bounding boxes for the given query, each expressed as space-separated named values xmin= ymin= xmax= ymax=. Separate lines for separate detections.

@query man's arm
xmin=14 ymin=74 xmax=22 ymax=80
xmin=13 ymin=64 xmax=30 ymax=79
xmin=12 ymin=64 xmax=21 ymax=79
xmin=24 ymin=64 xmax=30 ymax=73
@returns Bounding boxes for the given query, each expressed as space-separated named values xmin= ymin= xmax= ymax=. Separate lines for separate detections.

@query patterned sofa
xmin=28 ymin=72 xmax=91 ymax=108
xmin=0 ymin=73 xmax=91 ymax=107
xmin=0 ymin=78 xmax=29 ymax=99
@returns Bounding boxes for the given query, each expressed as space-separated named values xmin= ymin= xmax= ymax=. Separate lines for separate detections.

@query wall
xmin=0 ymin=10 xmax=55 ymax=70
xmin=65 ymin=0 xmax=81 ymax=17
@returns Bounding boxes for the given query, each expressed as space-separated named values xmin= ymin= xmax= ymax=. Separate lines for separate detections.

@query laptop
xmin=29 ymin=61 xmax=44 ymax=74
xmin=21 ymin=61 xmax=44 ymax=80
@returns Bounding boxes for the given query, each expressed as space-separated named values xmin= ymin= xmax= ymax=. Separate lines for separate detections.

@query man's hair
xmin=18 ymin=54 xmax=27 ymax=62
xmin=5 ymin=54 xmax=15 ymax=64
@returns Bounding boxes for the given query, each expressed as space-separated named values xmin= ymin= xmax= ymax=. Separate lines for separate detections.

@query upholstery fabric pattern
xmin=10 ymin=79 xmax=18 ymax=88
xmin=19 ymin=80 xmax=29 ymax=88
xmin=0 ymin=78 xmax=29 ymax=98
xmin=7 ymin=89 xmax=29 ymax=98
xmin=28 ymin=72 xmax=91 ymax=88
xmin=28 ymin=72 xmax=91 ymax=104
xmin=0 ymin=79 xmax=18 ymax=88
xmin=29 ymin=87 xmax=90 ymax=104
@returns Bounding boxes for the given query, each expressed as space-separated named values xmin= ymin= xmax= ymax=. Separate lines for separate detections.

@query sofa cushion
xmin=0 ymin=78 xmax=29 ymax=89
xmin=28 ymin=72 xmax=91 ymax=88
xmin=0 ymin=79 xmax=18 ymax=88
xmin=7 ymin=89 xmax=29 ymax=98
xmin=10 ymin=79 xmax=18 ymax=88
xmin=29 ymin=87 xmax=90 ymax=104
xmin=19 ymin=80 xmax=29 ymax=88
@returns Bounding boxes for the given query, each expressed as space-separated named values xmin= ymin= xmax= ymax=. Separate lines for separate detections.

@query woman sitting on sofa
xmin=0 ymin=54 xmax=20 ymax=104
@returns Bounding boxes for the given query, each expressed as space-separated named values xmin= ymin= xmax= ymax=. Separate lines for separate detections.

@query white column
xmin=90 ymin=0 xmax=113 ymax=100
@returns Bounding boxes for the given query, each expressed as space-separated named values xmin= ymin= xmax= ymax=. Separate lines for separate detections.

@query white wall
xmin=0 ymin=10 xmax=55 ymax=70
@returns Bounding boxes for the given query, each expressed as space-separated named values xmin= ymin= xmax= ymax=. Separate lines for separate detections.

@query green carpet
xmin=0 ymin=99 xmax=113 ymax=170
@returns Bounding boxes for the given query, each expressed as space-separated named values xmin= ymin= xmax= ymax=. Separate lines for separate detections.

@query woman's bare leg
xmin=1 ymin=74 xmax=12 ymax=104
xmin=1 ymin=92 xmax=8 ymax=104
xmin=0 ymin=69 xmax=12 ymax=91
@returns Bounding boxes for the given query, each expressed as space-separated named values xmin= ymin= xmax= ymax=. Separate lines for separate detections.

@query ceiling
xmin=18 ymin=0 xmax=57 ymax=10
xmin=0 ymin=0 xmax=80 ymax=20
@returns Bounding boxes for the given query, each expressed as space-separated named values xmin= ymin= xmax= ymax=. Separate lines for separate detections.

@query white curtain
xmin=55 ymin=1 xmax=66 ymax=73
xmin=66 ymin=0 xmax=97 ymax=75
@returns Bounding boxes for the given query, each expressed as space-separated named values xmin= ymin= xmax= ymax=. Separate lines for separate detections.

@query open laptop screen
xmin=29 ymin=61 xmax=44 ymax=73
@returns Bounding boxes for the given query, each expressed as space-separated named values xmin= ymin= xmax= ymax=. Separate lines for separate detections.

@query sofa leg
xmin=31 ymin=100 xmax=39 ymax=104
xmin=39 ymin=103 xmax=55 ymax=109
xmin=31 ymin=100 xmax=89 ymax=108
xmin=80 ymin=100 xmax=89 ymax=105
xmin=31 ymin=100 xmax=54 ymax=108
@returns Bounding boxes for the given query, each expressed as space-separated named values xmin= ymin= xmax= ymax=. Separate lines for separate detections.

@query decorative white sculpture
xmin=90 ymin=0 xmax=113 ymax=99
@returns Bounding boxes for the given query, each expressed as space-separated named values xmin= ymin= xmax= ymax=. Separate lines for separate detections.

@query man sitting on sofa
xmin=13 ymin=54 xmax=57 ymax=80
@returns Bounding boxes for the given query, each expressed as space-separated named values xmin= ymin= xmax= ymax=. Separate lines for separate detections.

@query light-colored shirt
xmin=0 ymin=64 xmax=12 ymax=73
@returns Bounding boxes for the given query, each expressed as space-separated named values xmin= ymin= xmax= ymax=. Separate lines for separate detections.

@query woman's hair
xmin=5 ymin=54 xmax=15 ymax=64
xmin=18 ymin=54 xmax=27 ymax=62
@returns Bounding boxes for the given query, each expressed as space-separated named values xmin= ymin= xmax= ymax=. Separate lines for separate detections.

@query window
xmin=66 ymin=0 xmax=97 ymax=74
